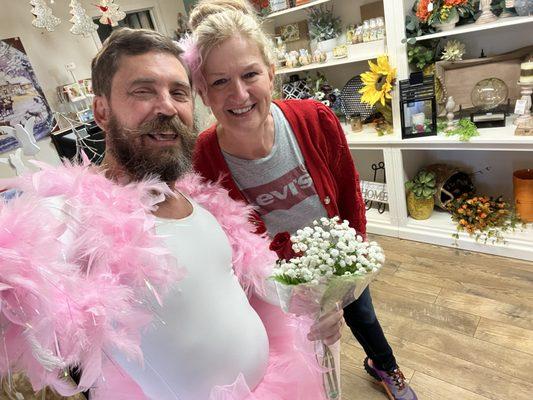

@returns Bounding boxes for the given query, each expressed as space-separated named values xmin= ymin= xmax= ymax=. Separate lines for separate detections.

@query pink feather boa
xmin=1 ymin=163 xmax=324 ymax=399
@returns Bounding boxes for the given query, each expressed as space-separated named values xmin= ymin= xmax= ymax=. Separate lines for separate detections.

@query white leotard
xmin=111 ymin=199 xmax=269 ymax=399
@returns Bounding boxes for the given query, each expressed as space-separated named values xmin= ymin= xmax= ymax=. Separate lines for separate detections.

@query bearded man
xmin=0 ymin=28 xmax=342 ymax=400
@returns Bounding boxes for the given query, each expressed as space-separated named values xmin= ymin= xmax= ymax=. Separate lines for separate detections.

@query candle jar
xmin=350 ymin=113 xmax=363 ymax=132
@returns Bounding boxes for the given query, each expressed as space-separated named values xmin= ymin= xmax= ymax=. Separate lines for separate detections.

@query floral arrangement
xmin=446 ymin=194 xmax=523 ymax=244
xmin=305 ymin=72 xmax=342 ymax=115
xmin=359 ymin=55 xmax=397 ymax=135
xmin=271 ymin=216 xmax=384 ymax=399
xmin=307 ymin=5 xmax=342 ymax=42
xmin=416 ymin=0 xmax=474 ymax=26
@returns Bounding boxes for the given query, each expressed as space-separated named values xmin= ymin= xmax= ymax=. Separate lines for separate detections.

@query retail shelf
xmin=414 ymin=15 xmax=533 ymax=41
xmin=344 ymin=118 xmax=533 ymax=151
xmin=365 ymin=207 xmax=398 ymax=237
xmin=265 ymin=0 xmax=331 ymax=19
xmin=275 ymin=40 xmax=385 ymax=76
xmin=398 ymin=209 xmax=533 ymax=261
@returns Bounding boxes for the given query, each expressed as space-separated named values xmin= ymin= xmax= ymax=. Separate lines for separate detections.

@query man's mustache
xmin=122 ymin=115 xmax=193 ymax=138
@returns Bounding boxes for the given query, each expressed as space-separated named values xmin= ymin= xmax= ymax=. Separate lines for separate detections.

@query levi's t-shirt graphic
xmin=223 ymin=104 xmax=327 ymax=236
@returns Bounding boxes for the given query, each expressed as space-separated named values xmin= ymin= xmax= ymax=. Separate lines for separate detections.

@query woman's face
xmin=201 ymin=35 xmax=274 ymax=135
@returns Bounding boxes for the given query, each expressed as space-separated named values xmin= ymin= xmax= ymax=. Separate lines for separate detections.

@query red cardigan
xmin=192 ymin=99 xmax=367 ymax=236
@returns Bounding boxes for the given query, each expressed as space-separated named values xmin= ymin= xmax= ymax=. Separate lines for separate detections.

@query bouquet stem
xmin=317 ymin=340 xmax=341 ymax=399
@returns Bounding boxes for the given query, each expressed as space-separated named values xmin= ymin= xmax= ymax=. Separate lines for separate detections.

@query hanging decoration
xmin=96 ymin=0 xmax=126 ymax=27
xmin=30 ymin=0 xmax=61 ymax=32
xmin=69 ymin=0 xmax=98 ymax=36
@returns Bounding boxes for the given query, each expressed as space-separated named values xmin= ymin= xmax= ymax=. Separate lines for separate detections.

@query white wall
xmin=0 ymin=0 xmax=184 ymax=178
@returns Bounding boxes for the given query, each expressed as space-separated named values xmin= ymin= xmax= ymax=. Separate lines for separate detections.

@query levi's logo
xmin=242 ymin=165 xmax=317 ymax=215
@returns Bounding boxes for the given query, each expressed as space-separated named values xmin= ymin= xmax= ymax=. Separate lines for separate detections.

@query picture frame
xmin=280 ymin=23 xmax=300 ymax=42
xmin=76 ymin=108 xmax=94 ymax=123
xmin=62 ymin=83 xmax=86 ymax=102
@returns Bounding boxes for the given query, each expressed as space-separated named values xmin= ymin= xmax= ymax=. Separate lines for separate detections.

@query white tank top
xmin=111 ymin=199 xmax=269 ymax=399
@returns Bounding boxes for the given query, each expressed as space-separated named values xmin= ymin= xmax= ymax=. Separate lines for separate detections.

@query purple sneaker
xmin=364 ymin=357 xmax=418 ymax=400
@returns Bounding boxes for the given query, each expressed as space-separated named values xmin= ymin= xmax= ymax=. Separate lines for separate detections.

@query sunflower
xmin=359 ymin=55 xmax=397 ymax=106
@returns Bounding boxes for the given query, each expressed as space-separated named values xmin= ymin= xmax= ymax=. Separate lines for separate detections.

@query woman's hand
xmin=307 ymin=305 xmax=344 ymax=345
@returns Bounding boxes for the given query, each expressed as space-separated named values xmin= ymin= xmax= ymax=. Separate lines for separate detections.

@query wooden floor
xmin=340 ymin=235 xmax=533 ymax=400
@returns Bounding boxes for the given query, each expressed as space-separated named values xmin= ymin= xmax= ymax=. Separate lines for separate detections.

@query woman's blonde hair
xmin=188 ymin=0 xmax=274 ymax=93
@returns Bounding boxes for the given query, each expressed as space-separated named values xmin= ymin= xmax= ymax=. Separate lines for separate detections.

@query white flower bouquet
xmin=271 ymin=216 xmax=385 ymax=400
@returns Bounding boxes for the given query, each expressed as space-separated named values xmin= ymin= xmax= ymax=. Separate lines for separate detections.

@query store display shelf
xmin=365 ymin=207 xmax=398 ymax=237
xmin=399 ymin=210 xmax=533 ymax=261
xmin=265 ymin=0 xmax=331 ymax=19
xmin=344 ymin=118 xmax=533 ymax=151
xmin=414 ymin=15 xmax=533 ymax=41
xmin=275 ymin=41 xmax=384 ymax=76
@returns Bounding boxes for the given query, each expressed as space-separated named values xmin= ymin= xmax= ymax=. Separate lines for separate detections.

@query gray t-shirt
xmin=223 ymin=104 xmax=327 ymax=236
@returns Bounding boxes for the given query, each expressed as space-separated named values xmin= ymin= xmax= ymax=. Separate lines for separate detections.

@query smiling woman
xmin=188 ymin=1 xmax=418 ymax=399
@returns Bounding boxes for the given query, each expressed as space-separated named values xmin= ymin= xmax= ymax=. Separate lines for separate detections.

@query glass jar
xmin=350 ymin=113 xmax=363 ymax=132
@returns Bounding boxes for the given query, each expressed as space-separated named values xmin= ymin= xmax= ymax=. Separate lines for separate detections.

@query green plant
xmin=445 ymin=118 xmax=479 ymax=142
xmin=307 ymin=5 xmax=341 ymax=41
xmin=405 ymin=170 xmax=437 ymax=200
xmin=407 ymin=41 xmax=440 ymax=70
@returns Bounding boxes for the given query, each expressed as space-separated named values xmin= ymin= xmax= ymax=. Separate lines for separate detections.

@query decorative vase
xmin=317 ymin=38 xmax=337 ymax=55
xmin=407 ymin=191 xmax=435 ymax=220
xmin=433 ymin=14 xmax=459 ymax=32
xmin=513 ymin=169 xmax=533 ymax=222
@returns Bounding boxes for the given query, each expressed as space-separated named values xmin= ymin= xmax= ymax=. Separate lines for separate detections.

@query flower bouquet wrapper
xmin=274 ymin=271 xmax=380 ymax=400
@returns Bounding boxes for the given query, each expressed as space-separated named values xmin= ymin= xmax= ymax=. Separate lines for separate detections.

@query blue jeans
xmin=343 ymin=287 xmax=397 ymax=371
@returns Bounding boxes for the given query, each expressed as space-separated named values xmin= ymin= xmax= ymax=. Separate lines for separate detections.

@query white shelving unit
xmin=414 ymin=15 xmax=533 ymax=41
xmin=266 ymin=1 xmax=533 ymax=261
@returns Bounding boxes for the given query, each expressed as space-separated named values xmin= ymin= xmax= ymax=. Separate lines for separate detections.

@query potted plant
xmin=405 ymin=169 xmax=437 ymax=220
xmin=307 ymin=5 xmax=341 ymax=54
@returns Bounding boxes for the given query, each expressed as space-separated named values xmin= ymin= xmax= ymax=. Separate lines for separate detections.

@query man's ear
xmin=93 ymin=95 xmax=110 ymax=132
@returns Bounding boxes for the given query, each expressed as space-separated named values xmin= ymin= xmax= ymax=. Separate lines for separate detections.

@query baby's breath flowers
xmin=272 ymin=216 xmax=385 ymax=286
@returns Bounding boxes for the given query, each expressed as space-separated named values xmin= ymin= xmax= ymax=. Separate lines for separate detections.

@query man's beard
xmin=107 ymin=113 xmax=197 ymax=183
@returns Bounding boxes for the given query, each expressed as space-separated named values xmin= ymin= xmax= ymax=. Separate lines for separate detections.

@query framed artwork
xmin=63 ymin=82 xmax=86 ymax=102
xmin=0 ymin=37 xmax=55 ymax=154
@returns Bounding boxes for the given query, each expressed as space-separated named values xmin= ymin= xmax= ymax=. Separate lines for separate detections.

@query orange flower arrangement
xmin=416 ymin=0 xmax=432 ymax=22
xmin=446 ymin=194 xmax=522 ymax=244
xmin=415 ymin=0 xmax=474 ymax=25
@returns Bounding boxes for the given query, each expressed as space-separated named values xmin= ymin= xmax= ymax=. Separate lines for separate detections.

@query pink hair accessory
xmin=178 ymin=34 xmax=207 ymax=94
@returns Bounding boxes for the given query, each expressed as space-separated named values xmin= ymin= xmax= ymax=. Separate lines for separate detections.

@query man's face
xmin=94 ymin=51 xmax=197 ymax=182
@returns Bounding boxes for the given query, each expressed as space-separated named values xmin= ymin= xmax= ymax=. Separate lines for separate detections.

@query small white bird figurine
xmin=0 ymin=117 xmax=40 ymax=156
